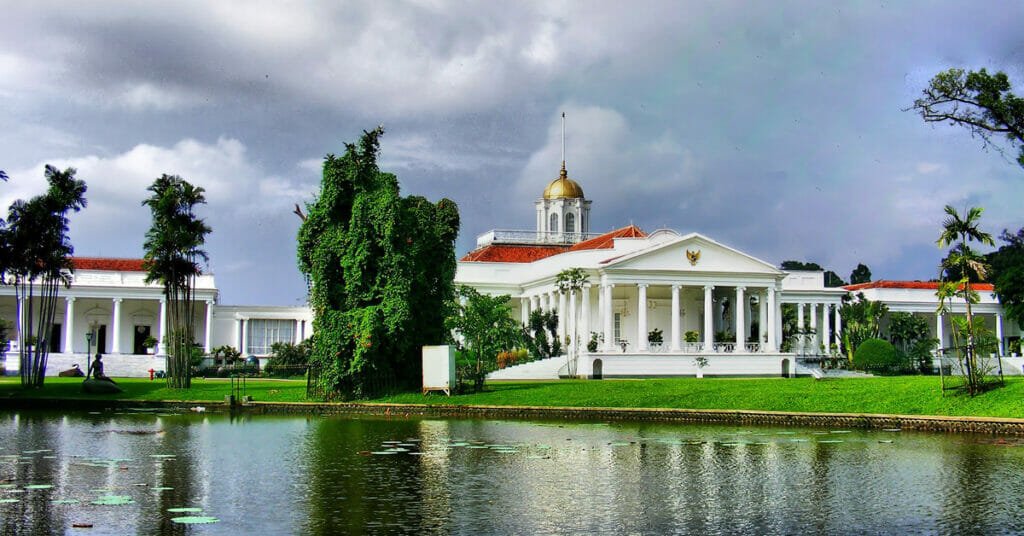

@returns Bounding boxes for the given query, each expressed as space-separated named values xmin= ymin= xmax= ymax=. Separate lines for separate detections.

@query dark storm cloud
xmin=1 ymin=1 xmax=1022 ymax=303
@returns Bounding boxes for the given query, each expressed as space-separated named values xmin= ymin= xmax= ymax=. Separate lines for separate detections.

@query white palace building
xmin=456 ymin=161 xmax=1024 ymax=379
xmin=1 ymin=161 xmax=1021 ymax=379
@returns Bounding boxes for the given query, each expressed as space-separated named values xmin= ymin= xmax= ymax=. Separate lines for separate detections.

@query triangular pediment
xmin=602 ymin=233 xmax=782 ymax=274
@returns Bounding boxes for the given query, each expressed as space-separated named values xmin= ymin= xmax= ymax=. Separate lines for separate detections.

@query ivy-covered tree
xmin=297 ymin=128 xmax=459 ymax=399
xmin=142 ymin=175 xmax=211 ymax=389
xmin=2 ymin=166 xmax=87 ymax=387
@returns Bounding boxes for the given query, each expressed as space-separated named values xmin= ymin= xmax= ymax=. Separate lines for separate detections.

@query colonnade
xmin=520 ymin=282 xmax=783 ymax=354
xmin=14 ymin=296 xmax=216 ymax=355
xmin=790 ymin=302 xmax=842 ymax=354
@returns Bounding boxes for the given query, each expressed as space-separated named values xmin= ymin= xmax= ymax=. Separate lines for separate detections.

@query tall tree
xmin=297 ymin=128 xmax=459 ymax=399
xmin=936 ymin=205 xmax=995 ymax=395
xmin=555 ymin=267 xmax=588 ymax=376
xmin=912 ymin=68 xmax=1024 ymax=169
xmin=824 ymin=270 xmax=847 ymax=287
xmin=3 ymin=166 xmax=87 ymax=387
xmin=988 ymin=227 xmax=1024 ymax=329
xmin=142 ymin=175 xmax=211 ymax=389
xmin=445 ymin=286 xmax=521 ymax=392
xmin=780 ymin=260 xmax=823 ymax=271
xmin=849 ymin=263 xmax=872 ymax=285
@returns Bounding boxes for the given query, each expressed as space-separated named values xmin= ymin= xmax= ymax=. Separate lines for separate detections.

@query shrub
xmin=265 ymin=338 xmax=312 ymax=377
xmin=684 ymin=330 xmax=700 ymax=343
xmin=496 ymin=350 xmax=517 ymax=369
xmin=852 ymin=338 xmax=901 ymax=373
xmin=648 ymin=328 xmax=664 ymax=344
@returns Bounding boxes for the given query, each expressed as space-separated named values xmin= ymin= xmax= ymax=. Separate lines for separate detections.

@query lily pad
xmin=152 ymin=487 xmax=174 ymax=491
xmin=25 ymin=484 xmax=53 ymax=490
xmin=167 ymin=507 xmax=203 ymax=513
xmin=171 ymin=516 xmax=219 ymax=524
xmin=0 ymin=498 xmax=18 ymax=503
xmin=51 ymin=499 xmax=79 ymax=505
xmin=92 ymin=495 xmax=134 ymax=506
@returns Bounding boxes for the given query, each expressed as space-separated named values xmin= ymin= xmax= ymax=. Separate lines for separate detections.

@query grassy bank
xmin=0 ymin=376 xmax=309 ymax=403
xmin=2 ymin=376 xmax=1023 ymax=419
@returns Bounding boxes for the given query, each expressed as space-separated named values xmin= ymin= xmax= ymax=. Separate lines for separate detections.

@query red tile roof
xmin=460 ymin=244 xmax=569 ymax=263
xmin=568 ymin=225 xmax=646 ymax=251
xmin=71 ymin=257 xmax=147 ymax=272
xmin=460 ymin=225 xmax=648 ymax=263
xmin=844 ymin=280 xmax=995 ymax=292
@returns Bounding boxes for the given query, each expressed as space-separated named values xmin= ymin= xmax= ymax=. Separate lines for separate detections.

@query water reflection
xmin=1 ymin=411 xmax=1023 ymax=534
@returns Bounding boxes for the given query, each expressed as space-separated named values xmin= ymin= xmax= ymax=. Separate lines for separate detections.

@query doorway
xmin=50 ymin=324 xmax=61 ymax=353
xmin=133 ymin=325 xmax=152 ymax=355
xmin=96 ymin=325 xmax=107 ymax=355
xmin=592 ymin=359 xmax=603 ymax=380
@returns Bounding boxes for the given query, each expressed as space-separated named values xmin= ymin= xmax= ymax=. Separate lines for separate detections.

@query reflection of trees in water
xmin=302 ymin=416 xmax=428 ymax=536
xmin=149 ymin=414 xmax=200 ymax=536
xmin=938 ymin=437 xmax=1001 ymax=534
xmin=0 ymin=412 xmax=62 ymax=535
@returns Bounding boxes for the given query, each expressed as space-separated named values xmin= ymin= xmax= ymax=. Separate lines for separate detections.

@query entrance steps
xmin=487 ymin=356 xmax=565 ymax=381
xmin=796 ymin=362 xmax=873 ymax=379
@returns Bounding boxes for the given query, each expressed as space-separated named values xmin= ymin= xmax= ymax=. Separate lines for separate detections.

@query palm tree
xmin=142 ymin=175 xmax=211 ymax=389
xmin=555 ymin=267 xmax=588 ymax=376
xmin=936 ymin=204 xmax=994 ymax=395
xmin=4 ymin=166 xmax=87 ymax=387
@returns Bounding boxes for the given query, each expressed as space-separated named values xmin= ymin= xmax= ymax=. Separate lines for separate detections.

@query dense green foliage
xmin=839 ymin=293 xmax=887 ymax=361
xmin=988 ymin=227 xmax=1024 ymax=329
xmin=446 ymin=287 xmax=522 ymax=392
xmin=142 ymin=175 xmax=211 ymax=389
xmin=912 ymin=68 xmax=1024 ymax=168
xmin=849 ymin=263 xmax=872 ymax=284
xmin=526 ymin=309 xmax=561 ymax=359
xmin=1 ymin=166 xmax=87 ymax=388
xmin=888 ymin=312 xmax=936 ymax=373
xmin=265 ymin=338 xmax=314 ymax=377
xmin=852 ymin=338 xmax=900 ymax=373
xmin=297 ymin=128 xmax=459 ymax=399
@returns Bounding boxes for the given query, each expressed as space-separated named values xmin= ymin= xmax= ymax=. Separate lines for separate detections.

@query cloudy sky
xmin=2 ymin=1 xmax=1022 ymax=305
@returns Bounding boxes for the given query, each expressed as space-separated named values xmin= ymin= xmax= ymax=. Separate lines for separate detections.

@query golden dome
xmin=543 ymin=162 xmax=585 ymax=199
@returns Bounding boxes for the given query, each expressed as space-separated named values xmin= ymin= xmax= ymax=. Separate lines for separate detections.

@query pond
xmin=1 ymin=409 xmax=1023 ymax=535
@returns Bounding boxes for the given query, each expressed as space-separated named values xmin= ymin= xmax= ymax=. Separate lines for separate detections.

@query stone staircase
xmin=795 ymin=362 xmax=874 ymax=379
xmin=487 ymin=356 xmax=566 ymax=381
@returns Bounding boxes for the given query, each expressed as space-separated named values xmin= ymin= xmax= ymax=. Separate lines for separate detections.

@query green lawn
xmin=0 ymin=376 xmax=309 ymax=403
xmin=2 ymin=375 xmax=1022 ymax=419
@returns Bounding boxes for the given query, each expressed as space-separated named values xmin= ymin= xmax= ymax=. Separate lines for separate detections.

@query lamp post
xmin=85 ymin=331 xmax=94 ymax=379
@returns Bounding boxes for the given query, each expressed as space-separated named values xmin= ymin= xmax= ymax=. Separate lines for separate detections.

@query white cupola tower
xmin=535 ymin=112 xmax=591 ymax=243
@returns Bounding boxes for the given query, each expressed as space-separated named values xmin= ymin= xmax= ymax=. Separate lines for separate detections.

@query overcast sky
xmin=2 ymin=1 xmax=1023 ymax=305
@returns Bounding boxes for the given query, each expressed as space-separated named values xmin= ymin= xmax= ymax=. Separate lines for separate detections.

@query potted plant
xmin=587 ymin=332 xmax=602 ymax=353
xmin=142 ymin=335 xmax=158 ymax=354
xmin=648 ymin=328 xmax=664 ymax=349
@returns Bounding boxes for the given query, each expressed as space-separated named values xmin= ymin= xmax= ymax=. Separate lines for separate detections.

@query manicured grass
xmin=372 ymin=376 xmax=1024 ymax=419
xmin=0 ymin=376 xmax=309 ymax=403
xmin=3 ymin=375 xmax=1022 ymax=419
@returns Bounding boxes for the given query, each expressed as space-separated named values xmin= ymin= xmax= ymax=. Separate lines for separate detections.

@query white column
xmin=234 ymin=318 xmax=242 ymax=352
xmin=935 ymin=313 xmax=944 ymax=351
xmin=703 ymin=285 xmax=714 ymax=351
xmin=241 ymin=318 xmax=249 ymax=355
xmin=603 ymin=284 xmax=615 ymax=352
xmin=797 ymin=302 xmax=805 ymax=332
xmin=671 ymin=284 xmax=681 ymax=352
xmin=758 ymin=292 xmax=767 ymax=351
xmin=580 ymin=284 xmax=591 ymax=353
xmin=205 ymin=300 xmax=214 ymax=354
xmin=822 ymin=304 xmax=831 ymax=354
xmin=734 ymin=287 xmax=746 ymax=351
xmin=557 ymin=290 xmax=567 ymax=344
xmin=809 ymin=303 xmax=819 ymax=354
xmin=796 ymin=303 xmax=805 ymax=354
xmin=637 ymin=284 xmax=649 ymax=351
xmin=568 ymin=289 xmax=577 ymax=355
xmin=157 ymin=298 xmax=167 ymax=355
xmin=111 ymin=298 xmax=123 ymax=354
xmin=16 ymin=297 xmax=25 ymax=346
xmin=597 ymin=285 xmax=605 ymax=344
xmin=64 ymin=297 xmax=76 ymax=353
xmin=766 ymin=288 xmax=778 ymax=352
xmin=521 ymin=297 xmax=530 ymax=325
xmin=834 ymin=307 xmax=842 ymax=347
xmin=996 ymin=314 xmax=1004 ymax=356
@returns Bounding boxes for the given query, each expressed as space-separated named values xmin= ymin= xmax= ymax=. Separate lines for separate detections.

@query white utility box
xmin=422 ymin=345 xmax=456 ymax=396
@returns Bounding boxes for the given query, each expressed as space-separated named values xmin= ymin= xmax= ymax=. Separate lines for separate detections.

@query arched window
xmin=549 ymin=213 xmax=559 ymax=233
xmin=565 ymin=213 xmax=576 ymax=234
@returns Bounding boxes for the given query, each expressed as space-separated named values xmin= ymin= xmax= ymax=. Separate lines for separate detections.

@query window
xmin=549 ymin=213 xmax=559 ymax=233
xmin=247 ymin=319 xmax=296 ymax=355
xmin=565 ymin=213 xmax=575 ymax=233
xmin=614 ymin=313 xmax=621 ymax=342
